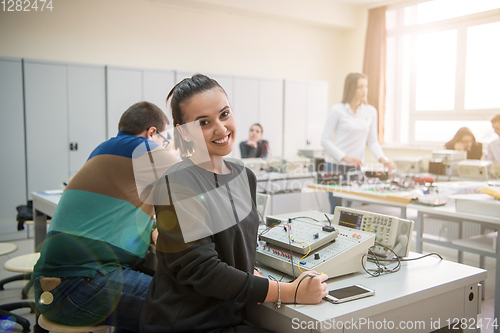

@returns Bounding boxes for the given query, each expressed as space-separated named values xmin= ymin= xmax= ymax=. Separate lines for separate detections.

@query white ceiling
xmin=150 ymin=0 xmax=409 ymax=29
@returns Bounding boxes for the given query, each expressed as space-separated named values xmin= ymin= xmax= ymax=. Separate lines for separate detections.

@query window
xmin=385 ymin=0 xmax=500 ymax=145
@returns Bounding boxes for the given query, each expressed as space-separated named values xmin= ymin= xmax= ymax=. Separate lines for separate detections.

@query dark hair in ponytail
xmin=167 ymin=74 xmax=225 ymax=156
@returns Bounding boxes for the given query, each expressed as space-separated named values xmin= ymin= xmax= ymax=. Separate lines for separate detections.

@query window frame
xmin=385 ymin=1 xmax=500 ymax=146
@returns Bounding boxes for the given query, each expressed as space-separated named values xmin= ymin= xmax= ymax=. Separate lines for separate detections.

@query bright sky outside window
xmin=415 ymin=121 xmax=493 ymax=142
xmin=415 ymin=30 xmax=457 ymax=111
xmin=404 ymin=0 xmax=500 ymax=26
xmin=465 ymin=21 xmax=500 ymax=110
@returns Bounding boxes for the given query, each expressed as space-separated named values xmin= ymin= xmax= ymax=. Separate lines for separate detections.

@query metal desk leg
xmin=479 ymin=255 xmax=486 ymax=300
xmin=457 ymin=221 xmax=464 ymax=264
xmin=495 ymin=233 xmax=500 ymax=333
xmin=401 ymin=207 xmax=407 ymax=219
xmin=415 ymin=211 xmax=423 ymax=254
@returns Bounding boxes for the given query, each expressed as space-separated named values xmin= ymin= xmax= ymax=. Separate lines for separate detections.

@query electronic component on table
xmin=430 ymin=150 xmax=467 ymax=176
xmin=282 ymin=156 xmax=310 ymax=173
xmin=316 ymin=171 xmax=342 ymax=186
xmin=332 ymin=207 xmax=414 ymax=259
xmin=394 ymin=156 xmax=424 ymax=174
xmin=259 ymin=219 xmax=339 ymax=254
xmin=256 ymin=215 xmax=375 ymax=279
xmin=241 ymin=158 xmax=266 ymax=174
xmin=364 ymin=171 xmax=389 ymax=181
xmin=458 ymin=160 xmax=495 ymax=180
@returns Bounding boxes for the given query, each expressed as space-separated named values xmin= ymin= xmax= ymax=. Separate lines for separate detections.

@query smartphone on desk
xmin=323 ymin=285 xmax=375 ymax=304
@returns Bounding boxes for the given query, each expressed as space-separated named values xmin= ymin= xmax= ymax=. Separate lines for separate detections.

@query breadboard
xmin=260 ymin=219 xmax=339 ymax=254
xmin=256 ymin=218 xmax=375 ymax=279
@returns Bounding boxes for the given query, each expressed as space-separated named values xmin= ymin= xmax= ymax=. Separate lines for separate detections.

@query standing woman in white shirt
xmin=321 ymin=73 xmax=391 ymax=214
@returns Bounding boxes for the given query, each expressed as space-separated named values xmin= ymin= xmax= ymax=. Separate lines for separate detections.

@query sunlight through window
xmin=465 ymin=21 xmax=500 ymax=110
xmin=415 ymin=30 xmax=457 ymax=111
xmin=404 ymin=0 xmax=500 ymax=26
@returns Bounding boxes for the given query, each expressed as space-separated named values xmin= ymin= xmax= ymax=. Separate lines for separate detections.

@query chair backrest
xmin=255 ymin=193 xmax=270 ymax=224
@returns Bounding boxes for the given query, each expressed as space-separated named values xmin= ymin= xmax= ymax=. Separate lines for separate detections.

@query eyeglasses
xmin=156 ymin=130 xmax=170 ymax=149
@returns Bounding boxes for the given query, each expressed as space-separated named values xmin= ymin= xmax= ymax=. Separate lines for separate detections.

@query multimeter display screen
xmin=328 ymin=285 xmax=370 ymax=300
xmin=339 ymin=211 xmax=362 ymax=229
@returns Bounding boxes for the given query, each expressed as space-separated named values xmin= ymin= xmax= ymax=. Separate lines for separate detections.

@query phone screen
xmin=328 ymin=285 xmax=371 ymax=300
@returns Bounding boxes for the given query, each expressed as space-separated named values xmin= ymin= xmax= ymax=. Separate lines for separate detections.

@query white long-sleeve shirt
xmin=486 ymin=138 xmax=500 ymax=162
xmin=321 ymin=103 xmax=386 ymax=164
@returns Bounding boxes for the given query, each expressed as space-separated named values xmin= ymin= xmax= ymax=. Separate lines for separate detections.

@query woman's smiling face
xmin=179 ymin=87 xmax=236 ymax=158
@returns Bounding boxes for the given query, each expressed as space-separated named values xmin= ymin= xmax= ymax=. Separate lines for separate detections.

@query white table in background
xmin=309 ymin=183 xmax=412 ymax=218
xmin=31 ymin=191 xmax=61 ymax=251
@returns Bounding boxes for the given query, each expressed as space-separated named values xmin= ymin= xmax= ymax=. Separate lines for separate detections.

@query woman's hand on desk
xmin=290 ymin=271 xmax=329 ymax=304
xmin=342 ymin=156 xmax=362 ymax=168
xmin=264 ymin=271 xmax=329 ymax=305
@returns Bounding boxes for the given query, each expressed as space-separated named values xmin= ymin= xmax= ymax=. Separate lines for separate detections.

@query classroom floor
xmin=0 ymin=204 xmax=496 ymax=333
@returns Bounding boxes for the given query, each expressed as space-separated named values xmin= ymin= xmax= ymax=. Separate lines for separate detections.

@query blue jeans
xmin=34 ymin=268 xmax=152 ymax=332
xmin=324 ymin=162 xmax=358 ymax=214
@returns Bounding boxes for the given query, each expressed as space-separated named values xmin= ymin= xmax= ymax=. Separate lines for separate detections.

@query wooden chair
xmin=38 ymin=314 xmax=111 ymax=333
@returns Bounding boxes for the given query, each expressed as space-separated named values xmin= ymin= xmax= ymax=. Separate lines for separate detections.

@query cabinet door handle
xmin=69 ymin=142 xmax=78 ymax=151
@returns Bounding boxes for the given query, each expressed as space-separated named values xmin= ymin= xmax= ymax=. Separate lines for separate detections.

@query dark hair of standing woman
xmin=167 ymin=74 xmax=225 ymax=156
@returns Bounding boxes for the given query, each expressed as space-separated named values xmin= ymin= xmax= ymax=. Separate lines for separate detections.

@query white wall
xmin=0 ymin=0 xmax=372 ymax=228
xmin=0 ymin=0 xmax=367 ymax=106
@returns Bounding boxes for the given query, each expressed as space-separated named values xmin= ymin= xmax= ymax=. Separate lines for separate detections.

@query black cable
xmin=285 ymin=216 xmax=324 ymax=279
xmin=288 ymin=216 xmax=322 ymax=223
xmin=264 ymin=215 xmax=328 ymax=280
xmin=367 ymin=252 xmax=443 ymax=262
xmin=287 ymin=218 xmax=296 ymax=279
xmin=398 ymin=252 xmax=443 ymax=261
xmin=293 ymin=273 xmax=317 ymax=304
xmin=362 ymin=246 xmax=443 ymax=277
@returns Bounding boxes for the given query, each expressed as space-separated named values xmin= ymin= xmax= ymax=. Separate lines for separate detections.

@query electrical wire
xmin=293 ymin=273 xmax=318 ymax=304
xmin=262 ymin=215 xmax=328 ymax=279
xmin=288 ymin=236 xmax=311 ymax=273
xmin=258 ymin=224 xmax=279 ymax=239
xmin=286 ymin=218 xmax=296 ymax=278
xmin=361 ymin=242 xmax=443 ymax=277
xmin=397 ymin=252 xmax=443 ymax=261
xmin=286 ymin=216 xmax=323 ymax=277
xmin=361 ymin=243 xmax=401 ymax=277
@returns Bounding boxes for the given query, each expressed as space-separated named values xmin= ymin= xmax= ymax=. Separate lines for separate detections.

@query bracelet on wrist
xmin=274 ymin=281 xmax=281 ymax=309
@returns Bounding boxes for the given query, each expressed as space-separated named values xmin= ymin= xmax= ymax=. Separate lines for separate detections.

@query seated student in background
xmin=486 ymin=114 xmax=500 ymax=162
xmin=32 ymin=101 xmax=178 ymax=333
xmin=444 ymin=127 xmax=483 ymax=160
xmin=141 ymin=74 xmax=328 ymax=333
xmin=240 ymin=123 xmax=270 ymax=158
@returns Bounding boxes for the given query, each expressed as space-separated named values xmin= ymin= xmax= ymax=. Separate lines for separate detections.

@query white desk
xmin=31 ymin=191 xmax=61 ymax=251
xmin=408 ymin=202 xmax=500 ymax=332
xmin=309 ymin=183 xmax=412 ymax=218
xmin=257 ymin=172 xmax=316 ymax=194
xmin=249 ymin=254 xmax=487 ymax=333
